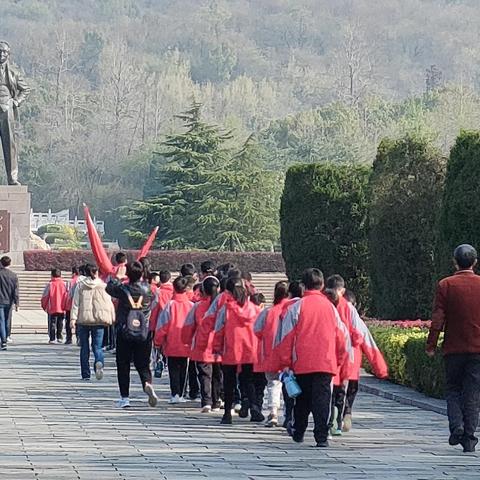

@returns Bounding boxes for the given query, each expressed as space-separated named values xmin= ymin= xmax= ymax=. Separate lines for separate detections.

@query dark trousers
xmin=0 ymin=107 xmax=18 ymax=184
xmin=238 ymin=364 xmax=267 ymax=413
xmin=223 ymin=365 xmax=262 ymax=413
xmin=116 ymin=332 xmax=152 ymax=398
xmin=185 ymin=360 xmax=200 ymax=399
xmin=64 ymin=311 xmax=73 ymax=343
xmin=197 ymin=362 xmax=223 ymax=407
xmin=328 ymin=384 xmax=346 ymax=430
xmin=6 ymin=304 xmax=12 ymax=338
xmin=0 ymin=304 xmax=10 ymax=344
xmin=48 ymin=313 xmax=64 ymax=342
xmin=103 ymin=325 xmax=116 ymax=349
xmin=445 ymin=353 xmax=480 ymax=439
xmin=293 ymin=372 xmax=333 ymax=443
xmin=282 ymin=383 xmax=295 ymax=425
xmin=234 ymin=383 xmax=241 ymax=404
xmin=168 ymin=356 xmax=188 ymax=397
xmin=344 ymin=380 xmax=359 ymax=416
xmin=222 ymin=364 xmax=238 ymax=413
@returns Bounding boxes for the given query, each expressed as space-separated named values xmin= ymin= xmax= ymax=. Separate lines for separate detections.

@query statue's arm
xmin=15 ymin=71 xmax=31 ymax=106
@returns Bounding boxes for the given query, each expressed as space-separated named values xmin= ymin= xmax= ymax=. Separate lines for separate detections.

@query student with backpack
xmin=41 ymin=268 xmax=67 ymax=344
xmin=154 ymin=276 xmax=194 ymax=404
xmin=71 ymin=264 xmax=115 ymax=381
xmin=106 ymin=261 xmax=158 ymax=408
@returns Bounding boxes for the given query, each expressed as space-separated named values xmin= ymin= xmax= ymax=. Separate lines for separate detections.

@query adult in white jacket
xmin=71 ymin=264 xmax=115 ymax=381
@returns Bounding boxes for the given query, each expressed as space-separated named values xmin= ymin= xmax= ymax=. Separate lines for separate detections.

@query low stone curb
xmin=359 ymin=372 xmax=447 ymax=416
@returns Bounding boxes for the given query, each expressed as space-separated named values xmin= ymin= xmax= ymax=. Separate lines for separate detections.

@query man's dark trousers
xmin=293 ymin=372 xmax=333 ymax=443
xmin=445 ymin=353 xmax=480 ymax=441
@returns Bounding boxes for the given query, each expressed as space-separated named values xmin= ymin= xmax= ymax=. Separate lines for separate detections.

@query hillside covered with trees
xmin=3 ymin=0 xmax=480 ymax=246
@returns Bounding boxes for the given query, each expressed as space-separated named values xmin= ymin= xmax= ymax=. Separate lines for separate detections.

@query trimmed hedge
xmin=436 ymin=131 xmax=480 ymax=279
xmin=280 ymin=163 xmax=370 ymax=310
xmin=23 ymin=250 xmax=285 ymax=273
xmin=368 ymin=326 xmax=444 ymax=398
xmin=368 ymin=136 xmax=446 ymax=319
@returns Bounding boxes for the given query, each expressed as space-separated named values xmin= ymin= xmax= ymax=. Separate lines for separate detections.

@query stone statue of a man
xmin=0 ymin=41 xmax=30 ymax=185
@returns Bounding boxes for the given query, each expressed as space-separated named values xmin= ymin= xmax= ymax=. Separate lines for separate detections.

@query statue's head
xmin=0 ymin=41 xmax=10 ymax=65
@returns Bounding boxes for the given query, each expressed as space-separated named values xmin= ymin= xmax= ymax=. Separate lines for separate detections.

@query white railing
xmin=31 ymin=209 xmax=105 ymax=234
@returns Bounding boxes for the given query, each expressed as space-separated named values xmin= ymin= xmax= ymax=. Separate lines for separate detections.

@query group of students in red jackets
xmin=150 ymin=261 xmax=388 ymax=448
xmin=41 ymin=255 xmax=387 ymax=447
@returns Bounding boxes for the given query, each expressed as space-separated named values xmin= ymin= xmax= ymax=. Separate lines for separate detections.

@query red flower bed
xmin=23 ymin=249 xmax=286 ymax=273
xmin=365 ymin=319 xmax=431 ymax=329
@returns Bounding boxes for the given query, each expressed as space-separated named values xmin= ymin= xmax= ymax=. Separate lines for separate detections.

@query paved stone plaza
xmin=0 ymin=335 xmax=478 ymax=480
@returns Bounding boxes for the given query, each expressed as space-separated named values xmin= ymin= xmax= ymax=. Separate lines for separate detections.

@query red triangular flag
xmin=83 ymin=204 xmax=114 ymax=275
xmin=137 ymin=226 xmax=159 ymax=260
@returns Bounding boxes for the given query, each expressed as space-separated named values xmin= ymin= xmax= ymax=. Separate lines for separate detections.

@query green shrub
xmin=368 ymin=136 xmax=446 ymax=319
xmin=436 ymin=131 xmax=480 ymax=279
xmin=38 ymin=224 xmax=82 ymax=250
xmin=37 ymin=224 xmax=70 ymax=236
xmin=280 ymin=163 xmax=370 ymax=309
xmin=24 ymin=250 xmax=285 ymax=272
xmin=368 ymin=326 xmax=444 ymax=398
xmin=404 ymin=337 xmax=445 ymax=398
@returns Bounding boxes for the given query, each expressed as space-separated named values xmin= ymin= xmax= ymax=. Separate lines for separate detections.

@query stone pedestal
xmin=0 ymin=185 xmax=31 ymax=265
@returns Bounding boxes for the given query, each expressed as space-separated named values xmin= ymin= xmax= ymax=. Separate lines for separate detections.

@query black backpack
xmin=121 ymin=289 xmax=149 ymax=343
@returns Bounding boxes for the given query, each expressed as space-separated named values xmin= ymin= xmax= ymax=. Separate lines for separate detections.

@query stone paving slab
xmin=359 ymin=372 xmax=447 ymax=415
xmin=0 ymin=335 xmax=478 ymax=479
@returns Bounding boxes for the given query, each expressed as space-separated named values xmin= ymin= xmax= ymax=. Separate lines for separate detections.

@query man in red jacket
xmin=427 ymin=244 xmax=480 ymax=453
xmin=274 ymin=268 xmax=351 ymax=448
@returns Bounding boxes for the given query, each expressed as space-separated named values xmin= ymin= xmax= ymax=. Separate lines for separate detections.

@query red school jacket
xmin=212 ymin=297 xmax=260 ymax=366
xmin=254 ymin=298 xmax=289 ymax=373
xmin=333 ymin=296 xmax=364 ymax=385
xmin=348 ymin=302 xmax=388 ymax=380
xmin=154 ymin=292 xmax=193 ymax=357
xmin=192 ymin=291 xmax=231 ymax=355
xmin=182 ymin=298 xmax=219 ymax=363
xmin=41 ymin=277 xmax=67 ymax=315
xmin=273 ymin=290 xmax=352 ymax=377
xmin=62 ymin=274 xmax=79 ymax=312
xmin=149 ymin=282 xmax=174 ymax=332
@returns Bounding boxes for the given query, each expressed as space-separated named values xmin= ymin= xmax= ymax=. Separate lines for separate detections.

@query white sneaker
xmin=48 ymin=340 xmax=57 ymax=345
xmin=169 ymin=394 xmax=181 ymax=404
xmin=201 ymin=405 xmax=212 ymax=413
xmin=6 ymin=336 xmax=12 ymax=344
xmin=234 ymin=403 xmax=242 ymax=413
xmin=144 ymin=383 xmax=158 ymax=407
xmin=116 ymin=398 xmax=130 ymax=408
xmin=95 ymin=361 xmax=104 ymax=381
xmin=342 ymin=413 xmax=352 ymax=432
xmin=179 ymin=396 xmax=188 ymax=403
